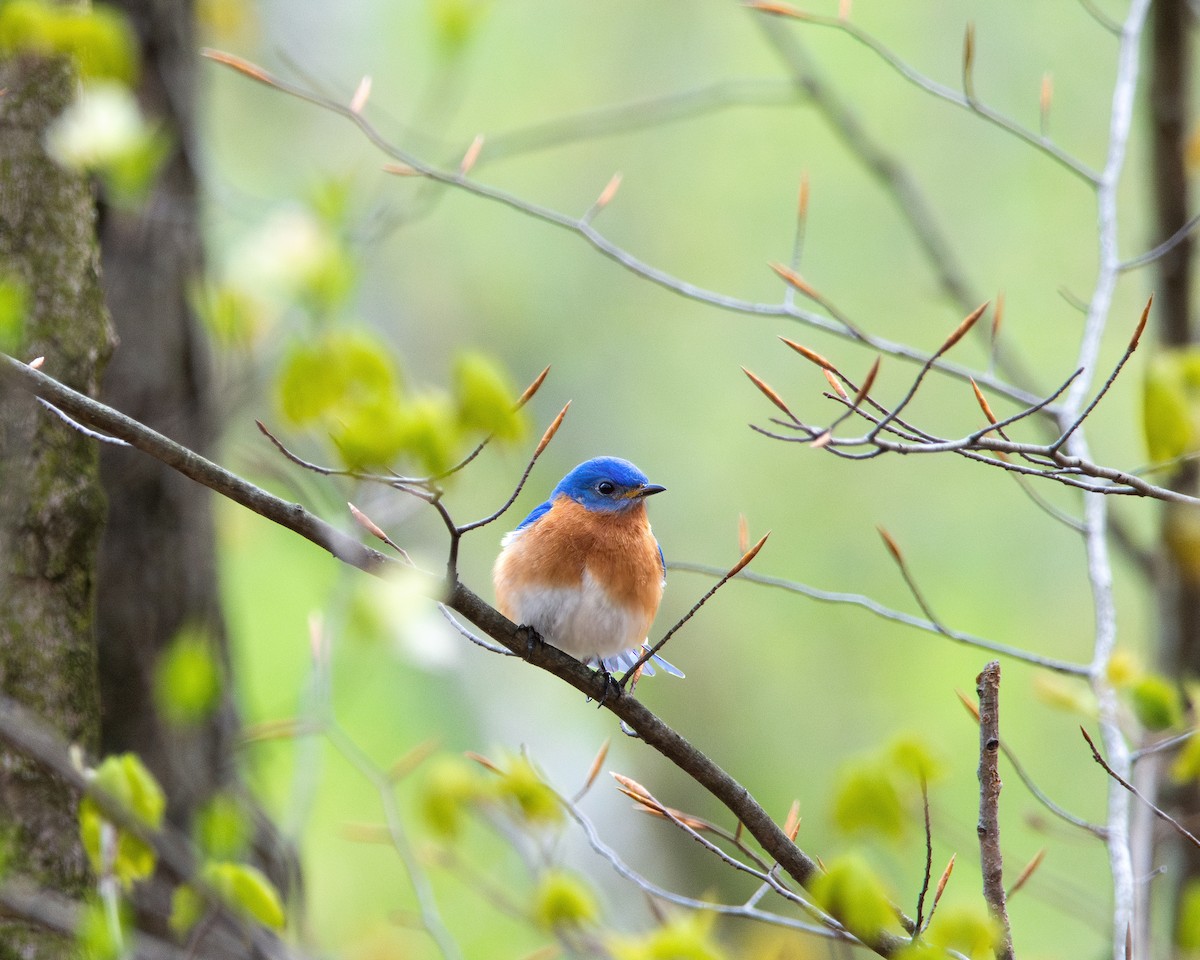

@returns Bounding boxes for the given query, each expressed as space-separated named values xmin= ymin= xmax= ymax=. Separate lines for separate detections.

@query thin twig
xmin=667 ymin=559 xmax=1089 ymax=675
xmin=750 ymin=6 xmax=1099 ymax=183
xmin=1081 ymin=726 xmax=1200 ymax=851
xmin=437 ymin=604 xmax=516 ymax=657
xmin=621 ymin=534 xmax=769 ymax=685
xmin=976 ymin=661 xmax=1015 ymax=960
xmin=913 ymin=775 xmax=933 ymax=937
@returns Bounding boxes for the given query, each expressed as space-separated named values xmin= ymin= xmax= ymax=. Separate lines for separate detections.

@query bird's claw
xmin=593 ymin=665 xmax=622 ymax=707
xmin=516 ymin=624 xmax=543 ymax=658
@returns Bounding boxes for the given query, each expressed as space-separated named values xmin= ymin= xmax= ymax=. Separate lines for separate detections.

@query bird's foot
xmin=593 ymin=664 xmax=622 ymax=707
xmin=516 ymin=624 xmax=543 ymax=658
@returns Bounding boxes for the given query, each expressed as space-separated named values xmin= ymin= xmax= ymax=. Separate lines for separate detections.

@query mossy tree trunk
xmin=0 ymin=52 xmax=114 ymax=960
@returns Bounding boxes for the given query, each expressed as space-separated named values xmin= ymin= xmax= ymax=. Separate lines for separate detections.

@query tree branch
xmin=0 ymin=353 xmax=919 ymax=957
xmin=975 ymin=661 xmax=1014 ymax=960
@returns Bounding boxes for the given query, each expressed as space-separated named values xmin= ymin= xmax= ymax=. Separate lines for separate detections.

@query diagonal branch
xmin=0 ymin=353 xmax=917 ymax=958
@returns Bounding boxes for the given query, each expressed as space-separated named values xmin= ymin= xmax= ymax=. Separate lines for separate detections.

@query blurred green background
xmin=194 ymin=1 xmax=1165 ymax=956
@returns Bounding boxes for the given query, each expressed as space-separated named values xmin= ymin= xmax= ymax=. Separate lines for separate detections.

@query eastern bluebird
xmin=493 ymin=456 xmax=683 ymax=678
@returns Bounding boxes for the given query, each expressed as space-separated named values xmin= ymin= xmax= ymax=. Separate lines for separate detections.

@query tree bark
xmin=94 ymin=0 xmax=297 ymax=930
xmin=1149 ymin=0 xmax=1200 ymax=923
xmin=0 ymin=52 xmax=113 ymax=959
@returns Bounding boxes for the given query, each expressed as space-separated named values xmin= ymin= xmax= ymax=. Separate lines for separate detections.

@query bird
xmin=493 ymin=456 xmax=683 ymax=679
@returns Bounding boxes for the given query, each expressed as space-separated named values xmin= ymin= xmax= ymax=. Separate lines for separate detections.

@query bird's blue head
xmin=552 ymin=456 xmax=665 ymax=513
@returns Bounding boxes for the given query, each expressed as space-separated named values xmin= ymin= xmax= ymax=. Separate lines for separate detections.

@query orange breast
xmin=494 ymin=496 xmax=663 ymax=618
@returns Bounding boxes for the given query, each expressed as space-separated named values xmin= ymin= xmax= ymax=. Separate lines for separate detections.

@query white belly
xmin=506 ymin=569 xmax=647 ymax=660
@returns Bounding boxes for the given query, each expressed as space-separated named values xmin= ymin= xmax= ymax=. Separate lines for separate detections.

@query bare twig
xmin=957 ymin=691 xmax=1105 ymax=837
xmin=976 ymin=661 xmax=1015 ymax=960
xmin=668 ymin=559 xmax=1089 ymax=675
xmin=621 ymin=534 xmax=769 ymax=684
xmin=913 ymin=775 xmax=933 ymax=937
xmin=749 ymin=5 xmax=1099 ymax=183
xmin=1081 ymin=726 xmax=1200 ymax=851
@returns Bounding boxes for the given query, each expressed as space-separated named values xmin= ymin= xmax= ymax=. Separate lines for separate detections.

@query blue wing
xmin=598 ymin=645 xmax=685 ymax=679
xmin=515 ymin=499 xmax=553 ymax=532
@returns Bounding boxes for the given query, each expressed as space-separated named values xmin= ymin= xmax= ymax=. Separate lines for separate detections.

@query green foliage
xmin=1032 ymin=673 xmax=1096 ymax=718
xmin=833 ymin=764 xmax=905 ymax=840
xmin=1128 ymin=673 xmax=1184 ymax=732
xmin=611 ymin=913 xmax=727 ymax=960
xmin=171 ymin=861 xmax=286 ymax=935
xmin=921 ymin=904 xmax=1002 ymax=960
xmin=1177 ymin=879 xmax=1200 ymax=951
xmin=276 ymin=328 xmax=525 ymax=473
xmin=0 ymin=0 xmax=137 ymax=83
xmin=1172 ymin=734 xmax=1200 ymax=784
xmin=191 ymin=282 xmax=271 ymax=348
xmin=42 ymin=82 xmax=167 ymax=204
xmin=0 ymin=275 xmax=26 ymax=353
xmin=454 ymin=350 xmax=528 ymax=440
xmin=79 ymin=753 xmax=166 ymax=888
xmin=886 ymin=735 xmax=943 ymax=783
xmin=492 ymin=755 xmax=563 ymax=826
xmin=74 ymin=895 xmax=130 ymax=960
xmin=277 ymin=329 xmax=408 ymax=468
xmin=277 ymin=330 xmax=395 ymax=425
xmin=153 ymin=622 xmax=222 ymax=727
xmin=1143 ymin=348 xmax=1200 ymax=464
xmin=831 ymin=735 xmax=941 ymax=841
xmin=532 ymin=869 xmax=599 ymax=931
xmin=419 ymin=755 xmax=486 ymax=840
xmin=429 ymin=0 xmax=488 ymax=56
xmin=810 ymin=855 xmax=896 ymax=940
xmin=194 ymin=792 xmax=251 ymax=861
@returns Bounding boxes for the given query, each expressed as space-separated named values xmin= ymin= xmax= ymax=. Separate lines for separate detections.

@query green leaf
xmin=0 ymin=275 xmax=27 ymax=353
xmin=420 ymin=755 xmax=485 ymax=840
xmin=1129 ymin=673 xmax=1184 ymax=732
xmin=1178 ymin=878 xmax=1200 ymax=950
xmin=810 ymin=855 xmax=896 ymax=940
xmin=832 ymin=763 xmax=906 ymax=840
xmin=429 ymin=0 xmax=488 ymax=57
xmin=194 ymin=792 xmax=250 ymax=861
xmin=79 ymin=753 xmax=165 ymax=888
xmin=611 ymin=913 xmax=726 ymax=960
xmin=394 ymin=391 xmax=460 ymax=475
xmin=174 ymin=861 xmax=286 ymax=933
xmin=329 ymin=395 xmax=412 ymax=471
xmin=1143 ymin=349 xmax=1200 ymax=464
xmin=203 ymin=861 xmax=285 ymax=930
xmin=453 ymin=351 xmax=527 ymax=441
xmin=1172 ymin=733 xmax=1200 ymax=784
xmin=492 ymin=756 xmax=562 ymax=826
xmin=276 ymin=330 xmax=400 ymax=426
xmin=169 ymin=883 xmax=204 ymax=937
xmin=924 ymin=903 xmax=1002 ymax=959
xmin=0 ymin=1 xmax=138 ymax=83
xmin=75 ymin=895 xmax=130 ymax=960
xmin=191 ymin=282 xmax=270 ymax=348
xmin=886 ymin=734 xmax=943 ymax=784
xmin=153 ymin=622 xmax=221 ymax=727
xmin=532 ymin=870 xmax=599 ymax=931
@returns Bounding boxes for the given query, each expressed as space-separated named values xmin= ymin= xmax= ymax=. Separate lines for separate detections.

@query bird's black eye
xmin=597 ymin=480 xmax=616 ymax=496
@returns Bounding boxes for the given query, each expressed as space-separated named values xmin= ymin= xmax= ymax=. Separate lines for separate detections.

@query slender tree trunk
xmin=1149 ymin=0 xmax=1200 ymax=949
xmin=0 ymin=52 xmax=113 ymax=959
xmin=94 ymin=0 xmax=297 ymax=929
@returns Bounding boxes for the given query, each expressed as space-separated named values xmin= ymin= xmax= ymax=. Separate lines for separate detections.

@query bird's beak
xmin=628 ymin=483 xmax=666 ymax=499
